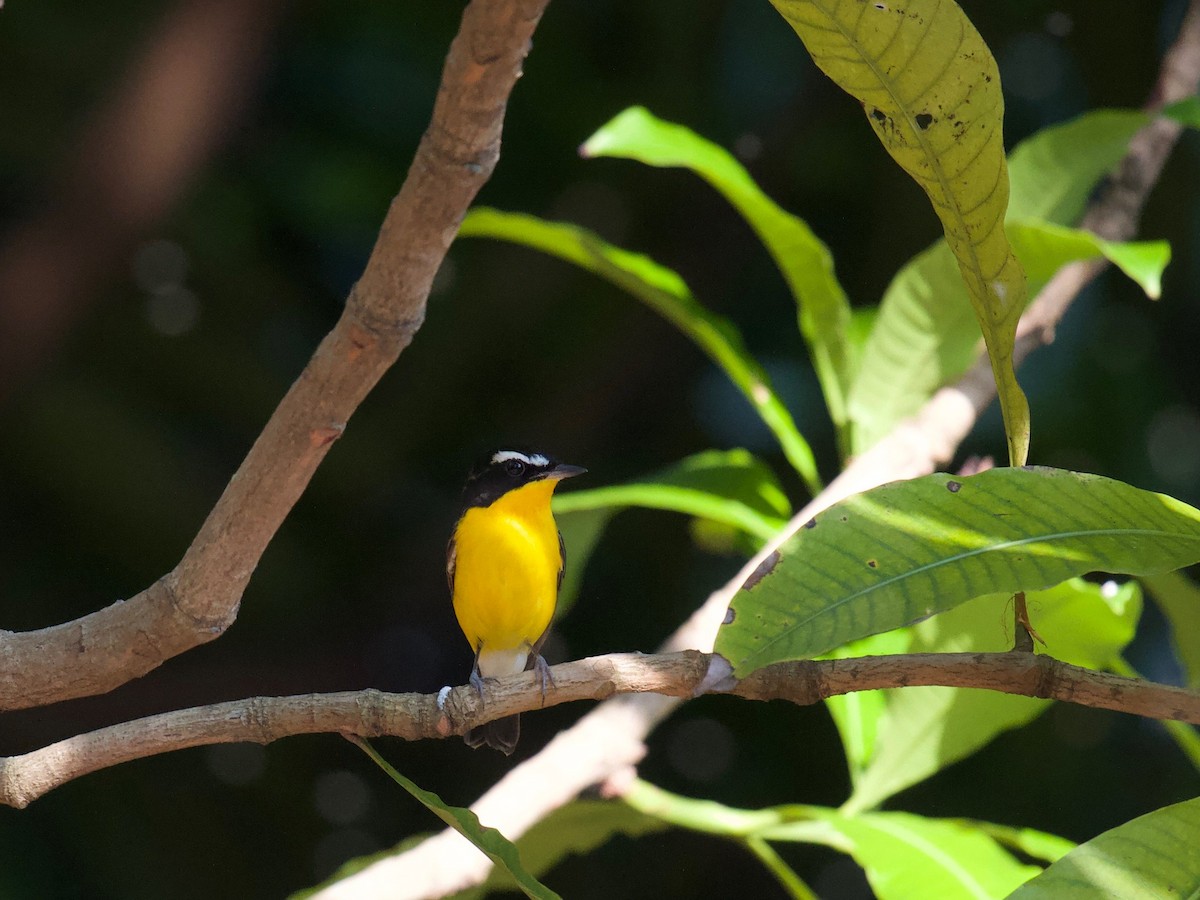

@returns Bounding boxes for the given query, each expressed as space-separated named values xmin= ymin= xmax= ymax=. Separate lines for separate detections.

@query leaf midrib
xmin=809 ymin=0 xmax=989 ymax=292
xmin=741 ymin=526 xmax=1200 ymax=668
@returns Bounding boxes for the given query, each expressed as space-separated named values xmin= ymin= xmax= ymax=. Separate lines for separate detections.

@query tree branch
xmin=0 ymin=0 xmax=552 ymax=713
xmin=329 ymin=5 xmax=1200 ymax=897
xmin=3 ymin=649 xmax=1196 ymax=810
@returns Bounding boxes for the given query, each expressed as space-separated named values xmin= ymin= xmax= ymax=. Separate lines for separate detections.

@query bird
xmin=448 ymin=448 xmax=586 ymax=754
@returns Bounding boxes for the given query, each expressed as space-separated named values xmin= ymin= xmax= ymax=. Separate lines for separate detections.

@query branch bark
xmin=0 ymin=0 xmax=552 ymax=713
xmin=3 ymin=649 xmax=1197 ymax=810
xmin=329 ymin=4 xmax=1200 ymax=897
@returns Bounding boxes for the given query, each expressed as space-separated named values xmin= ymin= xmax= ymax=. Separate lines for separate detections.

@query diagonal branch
xmin=0 ymin=0 xmax=552 ymax=713
xmin=333 ymin=4 xmax=1200 ymax=897
xmin=2 ymin=649 xmax=1196 ymax=809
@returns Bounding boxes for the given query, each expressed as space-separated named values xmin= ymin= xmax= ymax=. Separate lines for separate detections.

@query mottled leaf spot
xmin=946 ymin=480 xmax=962 ymax=493
xmin=804 ymin=518 xmax=817 ymax=529
xmin=915 ymin=112 xmax=934 ymax=130
xmin=870 ymin=107 xmax=888 ymax=123
xmin=743 ymin=550 xmax=781 ymax=591
xmin=722 ymin=607 xmax=736 ymax=625
xmin=867 ymin=559 xmax=878 ymax=568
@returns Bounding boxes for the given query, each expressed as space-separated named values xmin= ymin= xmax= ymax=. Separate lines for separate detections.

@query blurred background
xmin=1 ymin=0 xmax=1198 ymax=896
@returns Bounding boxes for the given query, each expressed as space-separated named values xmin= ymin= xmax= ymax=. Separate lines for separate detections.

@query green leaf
xmin=460 ymin=801 xmax=667 ymax=899
xmin=1008 ymin=796 xmax=1200 ymax=898
xmin=623 ymin=778 xmax=800 ymax=836
xmin=621 ymin=779 xmax=819 ymax=898
xmin=553 ymin=506 xmax=615 ymax=618
xmin=1163 ymin=94 xmax=1200 ymax=129
xmin=582 ymin=107 xmax=854 ymax=446
xmin=1141 ymin=571 xmax=1200 ymax=690
xmin=623 ymin=782 xmax=1051 ymax=900
xmin=848 ymin=109 xmax=1149 ymax=453
xmin=960 ymin=821 xmax=1076 ymax=865
xmin=459 ymin=208 xmax=822 ymax=494
xmin=715 ymin=466 xmax=1200 ymax=677
xmin=350 ymin=738 xmax=560 ymax=900
xmin=770 ymin=0 xmax=1029 ymax=464
xmin=822 ymin=629 xmax=911 ymax=783
xmin=1007 ymin=221 xmax=1169 ymax=299
xmin=773 ymin=810 xmax=1040 ymax=900
xmin=554 ymin=449 xmax=790 ymax=541
xmin=554 ymin=450 xmax=790 ymax=614
xmin=843 ymin=579 xmax=1141 ymax=813
xmin=1005 ymin=110 xmax=1149 ymax=223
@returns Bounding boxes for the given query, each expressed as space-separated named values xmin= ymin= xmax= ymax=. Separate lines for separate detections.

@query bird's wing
xmin=557 ymin=530 xmax=566 ymax=592
xmin=446 ymin=533 xmax=457 ymax=595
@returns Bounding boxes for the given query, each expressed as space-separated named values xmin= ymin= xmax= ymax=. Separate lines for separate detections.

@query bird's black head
xmin=461 ymin=449 xmax=586 ymax=509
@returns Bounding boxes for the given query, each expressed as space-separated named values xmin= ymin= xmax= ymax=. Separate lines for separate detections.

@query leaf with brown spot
xmin=715 ymin=467 xmax=1200 ymax=677
xmin=770 ymin=0 xmax=1030 ymax=464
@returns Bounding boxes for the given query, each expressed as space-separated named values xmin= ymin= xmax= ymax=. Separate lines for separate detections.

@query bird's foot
xmin=469 ymin=668 xmax=495 ymax=701
xmin=532 ymin=654 xmax=555 ymax=705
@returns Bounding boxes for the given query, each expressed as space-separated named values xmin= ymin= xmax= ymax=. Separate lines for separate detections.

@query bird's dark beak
xmin=546 ymin=463 xmax=587 ymax=481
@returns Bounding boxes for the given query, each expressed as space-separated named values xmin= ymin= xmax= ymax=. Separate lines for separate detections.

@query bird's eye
xmin=505 ymin=459 xmax=525 ymax=477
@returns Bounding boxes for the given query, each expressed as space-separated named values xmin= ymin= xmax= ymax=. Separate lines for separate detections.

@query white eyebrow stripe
xmin=490 ymin=450 xmax=549 ymax=467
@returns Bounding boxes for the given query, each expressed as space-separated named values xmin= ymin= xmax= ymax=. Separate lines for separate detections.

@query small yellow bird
xmin=448 ymin=449 xmax=586 ymax=754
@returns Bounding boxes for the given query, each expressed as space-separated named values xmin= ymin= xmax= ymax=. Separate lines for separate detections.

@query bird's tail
xmin=464 ymin=714 xmax=520 ymax=756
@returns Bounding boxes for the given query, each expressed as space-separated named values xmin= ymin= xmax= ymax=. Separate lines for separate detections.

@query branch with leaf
xmin=4 ymin=1 xmax=1200 ymax=899
xmin=328 ymin=2 xmax=1200 ymax=898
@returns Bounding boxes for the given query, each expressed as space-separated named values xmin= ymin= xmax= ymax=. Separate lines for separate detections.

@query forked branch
xmin=0 ymin=0 xmax=552 ymax=713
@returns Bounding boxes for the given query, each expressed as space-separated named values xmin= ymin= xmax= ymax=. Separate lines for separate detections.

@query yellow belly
xmin=451 ymin=480 xmax=561 ymax=667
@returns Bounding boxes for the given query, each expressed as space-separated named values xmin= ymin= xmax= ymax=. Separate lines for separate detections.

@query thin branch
xmin=2 ymin=650 xmax=1196 ymax=809
xmin=0 ymin=0 xmax=552 ymax=713
xmin=333 ymin=5 xmax=1200 ymax=897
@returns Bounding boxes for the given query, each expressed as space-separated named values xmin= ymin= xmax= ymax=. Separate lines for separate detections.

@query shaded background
xmin=1 ymin=0 xmax=1198 ymax=896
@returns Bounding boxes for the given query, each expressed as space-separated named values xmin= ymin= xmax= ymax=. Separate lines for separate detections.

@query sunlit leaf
xmin=770 ymin=0 xmax=1029 ymax=464
xmin=1008 ymin=221 xmax=1169 ymax=299
xmin=843 ymin=579 xmax=1141 ymax=813
xmin=962 ymin=821 xmax=1077 ymax=865
xmin=459 ymin=208 xmax=821 ymax=493
xmin=624 ymin=782 xmax=1053 ymax=900
xmin=822 ymin=629 xmax=909 ymax=783
xmin=555 ymin=450 xmax=789 ymax=614
xmin=848 ymin=109 xmax=1151 ymax=453
xmin=716 ymin=467 xmax=1200 ymax=676
xmin=582 ymin=106 xmax=854 ymax=447
xmin=773 ymin=810 xmax=1040 ymax=900
xmin=554 ymin=448 xmax=790 ymax=541
xmin=1008 ymin=796 xmax=1200 ymax=898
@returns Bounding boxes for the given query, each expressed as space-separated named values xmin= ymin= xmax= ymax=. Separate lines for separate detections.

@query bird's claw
xmin=469 ymin=668 xmax=492 ymax=701
xmin=533 ymin=654 xmax=555 ymax=705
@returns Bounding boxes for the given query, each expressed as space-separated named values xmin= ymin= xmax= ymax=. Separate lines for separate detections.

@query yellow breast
xmin=451 ymin=479 xmax=562 ymax=660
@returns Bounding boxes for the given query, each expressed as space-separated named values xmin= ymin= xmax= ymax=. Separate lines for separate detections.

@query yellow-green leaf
xmin=770 ymin=0 xmax=1029 ymax=464
xmin=1008 ymin=796 xmax=1200 ymax=899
